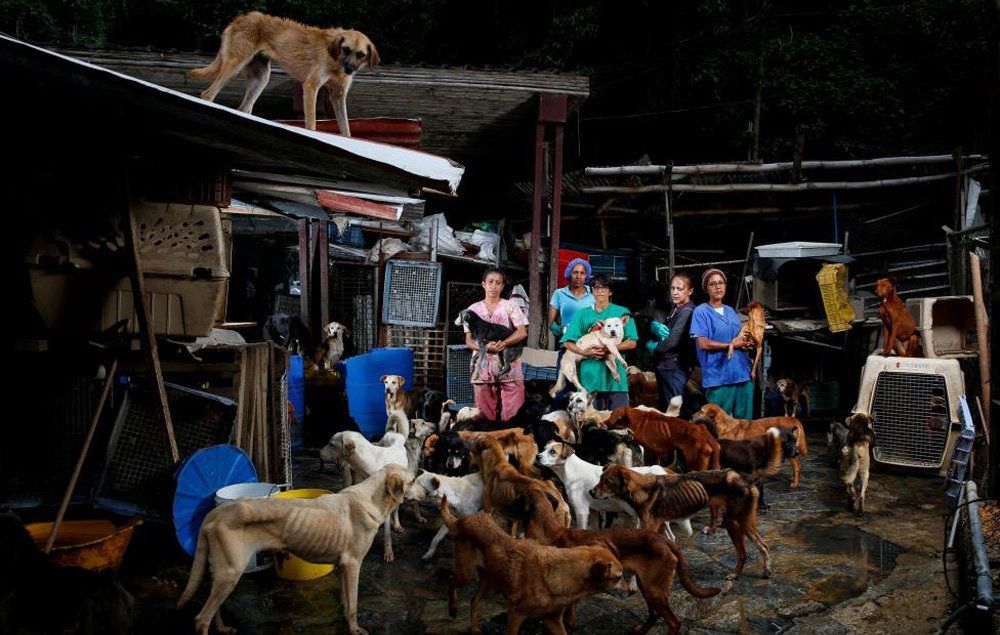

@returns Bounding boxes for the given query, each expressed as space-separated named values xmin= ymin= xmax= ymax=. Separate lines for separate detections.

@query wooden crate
xmin=384 ymin=324 xmax=446 ymax=390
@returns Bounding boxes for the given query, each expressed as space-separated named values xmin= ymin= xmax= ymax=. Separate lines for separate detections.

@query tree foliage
xmin=0 ymin=0 xmax=989 ymax=162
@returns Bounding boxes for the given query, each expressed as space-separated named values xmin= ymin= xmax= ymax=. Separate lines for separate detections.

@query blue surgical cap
xmin=564 ymin=258 xmax=592 ymax=282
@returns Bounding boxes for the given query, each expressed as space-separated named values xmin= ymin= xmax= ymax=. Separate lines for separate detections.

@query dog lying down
xmin=454 ymin=308 xmax=525 ymax=377
xmin=550 ymin=316 xmax=630 ymax=397
xmin=0 ymin=514 xmax=135 ymax=635
xmin=178 ymin=465 xmax=408 ymax=635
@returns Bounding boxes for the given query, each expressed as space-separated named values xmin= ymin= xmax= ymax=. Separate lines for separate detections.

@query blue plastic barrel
xmin=344 ymin=348 xmax=413 ymax=439
xmin=288 ymin=354 xmax=305 ymax=448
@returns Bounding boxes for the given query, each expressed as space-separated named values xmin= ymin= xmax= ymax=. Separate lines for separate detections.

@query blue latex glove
xmin=650 ymin=320 xmax=670 ymax=340
xmin=549 ymin=321 xmax=563 ymax=337
xmin=645 ymin=339 xmax=659 ymax=354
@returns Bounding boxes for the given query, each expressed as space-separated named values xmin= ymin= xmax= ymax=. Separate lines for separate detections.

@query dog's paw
xmin=349 ymin=626 xmax=369 ymax=635
xmin=392 ymin=523 xmax=405 ymax=533
xmin=421 ymin=551 xmax=435 ymax=562
xmin=761 ymin=567 xmax=772 ymax=579
xmin=383 ymin=550 xmax=395 ymax=563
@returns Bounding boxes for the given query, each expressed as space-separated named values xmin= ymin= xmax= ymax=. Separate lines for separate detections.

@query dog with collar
xmin=190 ymin=12 xmax=379 ymax=134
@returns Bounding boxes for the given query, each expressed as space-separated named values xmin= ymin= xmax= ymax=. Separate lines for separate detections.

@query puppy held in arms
xmin=454 ymin=309 xmax=525 ymax=377
xmin=189 ymin=12 xmax=379 ymax=135
xmin=549 ymin=316 xmax=630 ymax=397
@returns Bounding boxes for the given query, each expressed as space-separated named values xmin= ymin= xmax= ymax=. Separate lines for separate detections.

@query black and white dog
xmin=454 ymin=309 xmax=524 ymax=377
xmin=828 ymin=413 xmax=877 ymax=515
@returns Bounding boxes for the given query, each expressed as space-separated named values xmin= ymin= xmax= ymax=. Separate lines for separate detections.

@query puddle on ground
xmin=784 ymin=520 xmax=905 ymax=606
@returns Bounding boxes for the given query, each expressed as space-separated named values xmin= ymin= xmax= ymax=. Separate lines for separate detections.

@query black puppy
xmin=427 ymin=430 xmax=473 ymax=476
xmin=454 ymin=309 xmax=525 ymax=376
xmin=577 ymin=422 xmax=644 ymax=467
xmin=0 ymin=514 xmax=135 ymax=634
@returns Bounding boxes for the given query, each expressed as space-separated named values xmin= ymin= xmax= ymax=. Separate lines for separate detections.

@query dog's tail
xmin=440 ymin=495 xmax=458 ymax=532
xmin=385 ymin=410 xmax=410 ymax=438
xmin=747 ymin=428 xmax=784 ymax=482
xmin=794 ymin=421 xmax=809 ymax=456
xmin=189 ymin=55 xmax=222 ymax=80
xmin=666 ymin=539 xmax=722 ymax=599
xmin=176 ymin=523 xmax=210 ymax=608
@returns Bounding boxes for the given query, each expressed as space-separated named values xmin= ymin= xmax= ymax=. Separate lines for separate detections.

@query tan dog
xmin=874 ymin=276 xmax=921 ymax=357
xmin=177 ymin=464 xmax=408 ymax=635
xmin=190 ymin=12 xmax=379 ymax=134
xmin=442 ymin=499 xmax=624 ymax=635
xmin=692 ymin=403 xmax=808 ymax=487
xmin=728 ymin=301 xmax=766 ymax=379
xmin=550 ymin=317 xmax=630 ymax=397
xmin=380 ymin=374 xmax=423 ymax=418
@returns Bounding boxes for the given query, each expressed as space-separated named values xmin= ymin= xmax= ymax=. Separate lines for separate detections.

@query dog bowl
xmin=26 ymin=518 xmax=142 ymax=572
xmin=271 ymin=489 xmax=335 ymax=580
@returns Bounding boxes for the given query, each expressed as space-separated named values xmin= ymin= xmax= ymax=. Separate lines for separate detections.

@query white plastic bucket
xmin=214 ymin=482 xmax=280 ymax=572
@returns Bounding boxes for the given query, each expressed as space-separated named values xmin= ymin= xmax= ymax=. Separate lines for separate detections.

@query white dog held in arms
xmin=549 ymin=317 xmax=630 ymax=397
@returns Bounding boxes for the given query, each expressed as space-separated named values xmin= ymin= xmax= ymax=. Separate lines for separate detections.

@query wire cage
xmin=446 ymin=345 xmax=475 ymax=408
xmin=94 ymin=382 xmax=237 ymax=519
xmin=329 ymin=261 xmax=377 ymax=354
xmin=385 ymin=324 xmax=446 ymax=390
xmin=382 ymin=260 xmax=442 ymax=327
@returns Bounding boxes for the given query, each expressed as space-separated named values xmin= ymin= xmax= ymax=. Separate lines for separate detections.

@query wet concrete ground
xmin=123 ymin=430 xmax=962 ymax=634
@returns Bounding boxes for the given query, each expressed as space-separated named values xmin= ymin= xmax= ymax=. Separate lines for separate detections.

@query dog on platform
xmin=318 ymin=321 xmax=348 ymax=369
xmin=875 ymin=276 xmax=921 ymax=357
xmin=189 ymin=12 xmax=379 ymax=134
xmin=178 ymin=465 xmax=407 ymax=635
xmin=828 ymin=413 xmax=876 ymax=515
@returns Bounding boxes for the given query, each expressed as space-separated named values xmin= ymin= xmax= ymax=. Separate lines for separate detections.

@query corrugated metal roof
xmin=1 ymin=34 xmax=464 ymax=195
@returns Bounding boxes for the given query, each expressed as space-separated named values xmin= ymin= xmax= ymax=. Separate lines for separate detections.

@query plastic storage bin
xmin=756 ymin=242 xmax=841 ymax=258
xmin=815 ymin=263 xmax=856 ymax=332
xmin=344 ymin=348 xmax=414 ymax=439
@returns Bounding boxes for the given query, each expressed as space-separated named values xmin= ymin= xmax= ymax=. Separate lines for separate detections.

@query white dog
xmin=319 ymin=321 xmax=348 ymax=369
xmin=550 ymin=317 xmax=629 ymax=397
xmin=537 ymin=441 xmax=691 ymax=540
xmin=404 ymin=469 xmax=484 ymax=560
xmin=320 ymin=430 xmax=408 ymax=562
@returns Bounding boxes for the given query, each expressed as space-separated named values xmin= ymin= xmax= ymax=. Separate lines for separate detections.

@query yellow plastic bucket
xmin=271 ymin=488 xmax=334 ymax=580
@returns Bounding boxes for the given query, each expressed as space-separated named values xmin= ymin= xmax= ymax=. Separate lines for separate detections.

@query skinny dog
xmin=190 ymin=12 xmax=379 ymax=134
xmin=177 ymin=465 xmax=407 ymax=635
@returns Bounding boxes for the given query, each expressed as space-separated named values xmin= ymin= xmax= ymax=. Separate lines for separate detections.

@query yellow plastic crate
xmin=815 ymin=263 xmax=855 ymax=333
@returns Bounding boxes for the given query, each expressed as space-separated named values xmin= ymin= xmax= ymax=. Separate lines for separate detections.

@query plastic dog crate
xmin=905 ymin=296 xmax=979 ymax=358
xmin=853 ymin=354 xmax=965 ymax=475
xmin=382 ymin=260 xmax=442 ymax=327
xmin=446 ymin=345 xmax=475 ymax=408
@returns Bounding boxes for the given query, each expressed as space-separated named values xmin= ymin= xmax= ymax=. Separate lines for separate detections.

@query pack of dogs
xmin=11 ymin=297 xmax=883 ymax=635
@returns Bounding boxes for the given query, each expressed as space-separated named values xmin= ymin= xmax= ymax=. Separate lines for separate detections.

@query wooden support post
xmin=547 ymin=123 xmax=565 ymax=326
xmin=123 ymin=197 xmax=179 ymax=463
xmin=970 ymin=252 xmax=991 ymax=429
xmin=297 ymin=219 xmax=310 ymax=331
xmin=528 ymin=121 xmax=545 ymax=348
xmin=317 ymin=219 xmax=329 ymax=330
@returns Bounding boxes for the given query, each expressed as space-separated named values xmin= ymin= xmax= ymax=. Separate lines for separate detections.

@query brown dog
xmin=177 ymin=464 xmax=407 ymax=635
xmin=728 ymin=301 xmax=766 ymax=379
xmin=693 ymin=403 xmax=808 ymax=487
xmin=592 ymin=466 xmax=770 ymax=581
xmin=874 ymin=277 xmax=921 ymax=357
xmin=827 ymin=413 xmax=876 ymax=514
xmin=471 ymin=437 xmax=570 ymax=532
xmin=604 ymin=407 xmax=721 ymax=471
xmin=190 ymin=12 xmax=379 ymax=134
xmin=442 ymin=499 xmax=624 ymax=635
xmin=515 ymin=488 xmax=720 ymax=635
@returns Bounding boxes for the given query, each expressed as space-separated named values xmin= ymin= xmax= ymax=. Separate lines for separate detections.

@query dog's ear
xmin=328 ymin=35 xmax=345 ymax=61
xmin=344 ymin=440 xmax=356 ymax=452
xmin=430 ymin=476 xmax=441 ymax=490
xmin=397 ymin=375 xmax=407 ymax=388
xmin=385 ymin=471 xmax=406 ymax=505
xmin=589 ymin=560 xmax=613 ymax=583
xmin=367 ymin=42 xmax=380 ymax=68
xmin=620 ymin=314 xmax=630 ymax=326
xmin=559 ymin=443 xmax=575 ymax=459
xmin=380 ymin=374 xmax=388 ymax=383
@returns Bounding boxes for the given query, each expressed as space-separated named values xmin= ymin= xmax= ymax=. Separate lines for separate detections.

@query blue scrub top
xmin=689 ymin=303 xmax=752 ymax=389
